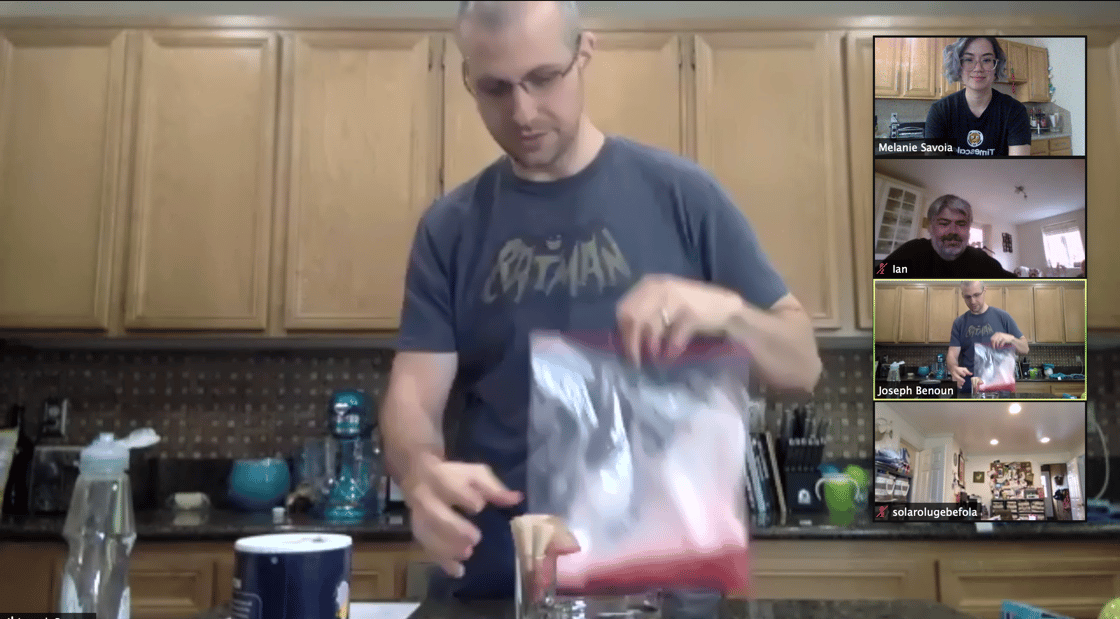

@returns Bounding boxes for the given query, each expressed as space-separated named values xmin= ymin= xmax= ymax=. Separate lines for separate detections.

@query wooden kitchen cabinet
xmin=123 ymin=30 xmax=280 ymax=331
xmin=0 ymin=29 xmax=130 ymax=331
xmin=745 ymin=540 xmax=939 ymax=601
xmin=1002 ymin=285 xmax=1035 ymax=343
xmin=0 ymin=22 xmax=1116 ymax=338
xmin=1033 ymin=285 xmax=1067 ymax=343
xmin=896 ymin=285 xmax=929 ymax=343
xmin=996 ymin=39 xmax=1029 ymax=84
xmin=875 ymin=35 xmax=1051 ymax=102
xmin=1087 ymin=36 xmax=1120 ymax=330
xmin=1023 ymin=44 xmax=1050 ymax=103
xmin=694 ymin=31 xmax=848 ymax=329
xmin=938 ymin=541 xmax=1120 ymax=619
xmin=926 ymin=286 xmax=966 ymax=343
xmin=874 ymin=284 xmax=899 ymax=342
xmin=874 ymin=35 xmax=995 ymax=100
xmin=1033 ymin=135 xmax=1073 ymax=156
xmin=845 ymin=34 xmax=874 ymax=330
xmin=936 ymin=37 xmax=963 ymax=98
xmin=3 ymin=539 xmax=1119 ymax=616
xmin=873 ymin=37 xmax=941 ymax=99
xmin=278 ymin=31 xmax=440 ymax=331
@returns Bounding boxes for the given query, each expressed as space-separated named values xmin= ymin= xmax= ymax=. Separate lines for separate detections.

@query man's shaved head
xmin=455 ymin=1 xmax=593 ymax=177
xmin=457 ymin=1 xmax=582 ymax=52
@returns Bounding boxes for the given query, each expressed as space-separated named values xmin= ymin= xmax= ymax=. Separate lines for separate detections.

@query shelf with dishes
xmin=991 ymin=498 xmax=1048 ymax=521
xmin=874 ymin=448 xmax=912 ymax=504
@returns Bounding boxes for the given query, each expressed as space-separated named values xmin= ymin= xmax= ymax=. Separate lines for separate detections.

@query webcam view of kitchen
xmin=874 ymin=280 xmax=1086 ymax=400
xmin=872 ymin=158 xmax=1086 ymax=279
xmin=874 ymin=401 xmax=1087 ymax=522
xmin=873 ymin=36 xmax=1085 ymax=157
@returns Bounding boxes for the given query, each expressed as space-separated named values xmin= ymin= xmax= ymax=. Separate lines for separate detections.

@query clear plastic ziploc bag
xmin=527 ymin=331 xmax=752 ymax=594
xmin=973 ymin=343 xmax=1017 ymax=392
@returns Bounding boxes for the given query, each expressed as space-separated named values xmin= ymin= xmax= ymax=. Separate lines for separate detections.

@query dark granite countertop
xmin=0 ymin=508 xmax=413 ymax=542
xmin=191 ymin=598 xmax=980 ymax=619
xmin=3 ymin=508 xmax=1117 ymax=543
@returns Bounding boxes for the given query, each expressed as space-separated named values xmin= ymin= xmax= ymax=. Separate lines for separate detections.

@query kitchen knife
xmin=811 ymin=437 xmax=824 ymax=470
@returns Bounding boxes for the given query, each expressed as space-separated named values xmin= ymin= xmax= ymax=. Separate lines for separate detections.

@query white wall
xmin=1043 ymin=38 xmax=1087 ymax=156
xmin=1015 ymin=208 xmax=1086 ymax=271
xmin=874 ymin=404 xmax=926 ymax=453
xmin=989 ymin=220 xmax=1019 ymax=271
xmin=964 ymin=451 xmax=1077 ymax=507
xmin=1001 ymin=37 xmax=1087 ymax=156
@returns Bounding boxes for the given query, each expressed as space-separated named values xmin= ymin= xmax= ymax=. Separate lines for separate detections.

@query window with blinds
xmin=1041 ymin=221 xmax=1085 ymax=268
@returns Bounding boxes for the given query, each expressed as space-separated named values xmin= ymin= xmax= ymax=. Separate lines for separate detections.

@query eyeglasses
xmin=462 ymin=34 xmax=583 ymax=100
xmin=960 ymin=56 xmax=996 ymax=70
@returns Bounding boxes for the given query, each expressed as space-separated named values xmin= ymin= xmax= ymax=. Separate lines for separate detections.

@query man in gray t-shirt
xmin=378 ymin=0 xmax=823 ymax=601
xmin=948 ymin=281 xmax=1030 ymax=393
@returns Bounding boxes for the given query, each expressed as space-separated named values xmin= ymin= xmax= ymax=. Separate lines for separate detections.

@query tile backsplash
xmin=0 ymin=344 xmax=1114 ymax=465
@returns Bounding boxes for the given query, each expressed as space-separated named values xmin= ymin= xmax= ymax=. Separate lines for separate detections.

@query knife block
xmin=784 ymin=470 xmax=824 ymax=513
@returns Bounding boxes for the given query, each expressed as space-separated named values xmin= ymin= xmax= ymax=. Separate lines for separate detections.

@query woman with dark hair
xmin=925 ymin=37 xmax=1032 ymax=156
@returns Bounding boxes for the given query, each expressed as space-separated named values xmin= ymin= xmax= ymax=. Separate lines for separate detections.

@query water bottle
xmin=58 ymin=432 xmax=137 ymax=618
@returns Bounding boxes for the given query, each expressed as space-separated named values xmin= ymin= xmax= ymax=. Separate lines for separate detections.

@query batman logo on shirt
xmin=966 ymin=130 xmax=984 ymax=147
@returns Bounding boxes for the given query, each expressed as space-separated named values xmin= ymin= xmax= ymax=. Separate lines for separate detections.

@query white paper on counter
xmin=350 ymin=602 xmax=421 ymax=619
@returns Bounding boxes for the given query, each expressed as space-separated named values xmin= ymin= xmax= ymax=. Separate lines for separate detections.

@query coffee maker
xmin=323 ymin=389 xmax=383 ymax=523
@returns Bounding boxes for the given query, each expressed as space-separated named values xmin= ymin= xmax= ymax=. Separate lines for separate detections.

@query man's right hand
xmin=950 ymin=366 xmax=972 ymax=388
xmin=401 ymin=454 xmax=523 ymax=578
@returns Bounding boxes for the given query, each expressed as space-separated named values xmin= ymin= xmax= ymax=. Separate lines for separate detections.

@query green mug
xmin=815 ymin=473 xmax=862 ymax=525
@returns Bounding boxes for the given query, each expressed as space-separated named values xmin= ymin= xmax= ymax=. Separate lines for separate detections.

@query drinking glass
xmin=515 ymin=550 xmax=661 ymax=619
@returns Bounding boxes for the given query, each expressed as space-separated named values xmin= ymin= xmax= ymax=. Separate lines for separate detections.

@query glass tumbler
xmin=516 ymin=547 xmax=557 ymax=619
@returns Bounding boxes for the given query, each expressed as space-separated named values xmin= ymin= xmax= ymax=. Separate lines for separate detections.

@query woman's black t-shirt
xmin=925 ymin=89 xmax=1032 ymax=156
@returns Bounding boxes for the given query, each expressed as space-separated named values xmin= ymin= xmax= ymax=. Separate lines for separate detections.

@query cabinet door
xmin=875 ymin=285 xmax=900 ymax=342
xmin=847 ymin=33 xmax=874 ymax=329
xmin=1063 ymin=284 xmax=1085 ymax=343
xmin=936 ymin=37 xmax=961 ymax=97
xmin=873 ymin=175 xmax=922 ymax=260
xmin=939 ymin=547 xmax=1120 ymax=619
xmin=1026 ymin=46 xmax=1050 ymax=102
xmin=124 ymin=30 xmax=279 ymax=330
xmin=1032 ymin=285 xmax=1064 ymax=343
xmin=442 ymin=32 xmax=683 ymax=191
xmin=0 ymin=30 xmax=129 ymax=330
xmin=281 ymin=32 xmax=438 ymax=330
xmin=128 ymin=552 xmax=216 ymax=619
xmin=694 ymin=31 xmax=847 ymax=328
xmin=1002 ymin=285 xmax=1034 ymax=343
xmin=747 ymin=541 xmax=938 ymax=601
xmin=927 ymin=286 xmax=961 ymax=343
xmin=900 ymin=37 xmax=940 ymax=99
xmin=1086 ymin=37 xmax=1120 ymax=329
xmin=1002 ymin=40 xmax=1029 ymax=84
xmin=897 ymin=285 xmax=927 ymax=343
xmin=873 ymin=37 xmax=903 ymax=97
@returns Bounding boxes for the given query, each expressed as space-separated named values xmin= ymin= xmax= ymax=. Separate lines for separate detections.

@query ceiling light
xmin=1040 ymin=437 xmax=1050 ymax=443
xmin=1009 ymin=404 xmax=1021 ymax=414
xmin=990 ymin=439 xmax=999 ymax=445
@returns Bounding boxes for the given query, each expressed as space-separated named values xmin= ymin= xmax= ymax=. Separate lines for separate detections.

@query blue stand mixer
xmin=323 ymin=389 xmax=383 ymax=523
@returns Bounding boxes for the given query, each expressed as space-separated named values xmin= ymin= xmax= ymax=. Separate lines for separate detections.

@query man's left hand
xmin=616 ymin=274 xmax=744 ymax=364
xmin=990 ymin=332 xmax=1017 ymax=347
